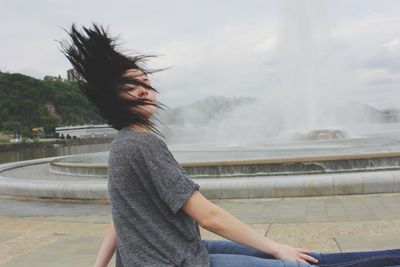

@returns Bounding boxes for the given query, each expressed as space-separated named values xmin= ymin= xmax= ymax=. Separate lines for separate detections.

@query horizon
xmin=2 ymin=69 xmax=399 ymax=113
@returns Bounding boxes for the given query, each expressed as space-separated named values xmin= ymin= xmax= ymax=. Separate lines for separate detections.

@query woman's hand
xmin=272 ymin=243 xmax=319 ymax=265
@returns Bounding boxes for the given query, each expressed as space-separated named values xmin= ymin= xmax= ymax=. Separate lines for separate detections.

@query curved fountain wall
xmin=1 ymin=153 xmax=400 ymax=200
xmin=49 ymin=152 xmax=400 ymax=178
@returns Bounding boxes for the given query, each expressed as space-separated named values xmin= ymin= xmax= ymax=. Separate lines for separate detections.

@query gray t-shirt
xmin=108 ymin=127 xmax=210 ymax=267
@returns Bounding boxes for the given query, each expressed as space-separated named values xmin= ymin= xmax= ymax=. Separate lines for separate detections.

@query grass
xmin=0 ymin=131 xmax=12 ymax=144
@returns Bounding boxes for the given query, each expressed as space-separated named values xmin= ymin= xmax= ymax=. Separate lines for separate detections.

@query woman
xmin=61 ymin=24 xmax=400 ymax=267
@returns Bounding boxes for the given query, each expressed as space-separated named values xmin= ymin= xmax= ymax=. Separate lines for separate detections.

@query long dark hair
xmin=59 ymin=23 xmax=165 ymax=135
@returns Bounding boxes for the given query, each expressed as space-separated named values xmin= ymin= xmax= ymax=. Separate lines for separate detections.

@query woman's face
xmin=119 ymin=69 xmax=157 ymax=119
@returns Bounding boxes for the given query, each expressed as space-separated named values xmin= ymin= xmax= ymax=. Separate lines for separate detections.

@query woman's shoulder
xmin=112 ymin=127 xmax=165 ymax=150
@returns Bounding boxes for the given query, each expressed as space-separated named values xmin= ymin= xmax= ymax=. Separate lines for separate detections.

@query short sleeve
xmin=126 ymin=135 xmax=200 ymax=214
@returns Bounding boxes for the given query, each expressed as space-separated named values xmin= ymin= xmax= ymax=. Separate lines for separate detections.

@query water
xmin=279 ymin=0 xmax=331 ymax=131
xmin=54 ymin=124 xmax=400 ymax=164
xmin=0 ymin=143 xmax=111 ymax=164
xmin=50 ymin=126 xmax=400 ymax=178
xmin=2 ymin=121 xmax=400 ymax=165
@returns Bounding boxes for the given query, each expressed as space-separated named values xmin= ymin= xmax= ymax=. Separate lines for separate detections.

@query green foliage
xmin=0 ymin=72 xmax=105 ymax=137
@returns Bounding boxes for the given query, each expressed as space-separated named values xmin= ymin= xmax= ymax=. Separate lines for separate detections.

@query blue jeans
xmin=202 ymin=240 xmax=400 ymax=267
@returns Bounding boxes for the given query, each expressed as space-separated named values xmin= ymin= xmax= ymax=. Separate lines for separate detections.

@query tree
xmin=0 ymin=72 xmax=106 ymax=134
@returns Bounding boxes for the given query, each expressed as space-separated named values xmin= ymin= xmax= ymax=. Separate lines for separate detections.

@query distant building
xmin=67 ymin=68 xmax=83 ymax=81
xmin=32 ymin=127 xmax=44 ymax=137
xmin=55 ymin=124 xmax=117 ymax=139
xmin=44 ymin=75 xmax=63 ymax=82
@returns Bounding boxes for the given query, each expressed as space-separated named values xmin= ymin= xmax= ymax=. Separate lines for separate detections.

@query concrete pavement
xmin=0 ymin=193 xmax=399 ymax=266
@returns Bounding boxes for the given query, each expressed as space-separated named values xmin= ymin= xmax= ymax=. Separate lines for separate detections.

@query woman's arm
xmin=182 ymin=191 xmax=318 ymax=265
xmin=93 ymin=223 xmax=116 ymax=267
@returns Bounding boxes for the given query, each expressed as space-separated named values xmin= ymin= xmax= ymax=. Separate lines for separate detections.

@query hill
xmin=1 ymin=71 xmax=398 ymax=140
xmin=0 ymin=71 xmax=105 ymax=137
xmin=158 ymin=97 xmax=400 ymax=128
xmin=158 ymin=95 xmax=256 ymax=126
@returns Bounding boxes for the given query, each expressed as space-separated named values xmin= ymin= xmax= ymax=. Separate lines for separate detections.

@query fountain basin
xmin=49 ymin=152 xmax=400 ymax=178
xmin=1 ymin=156 xmax=400 ymax=200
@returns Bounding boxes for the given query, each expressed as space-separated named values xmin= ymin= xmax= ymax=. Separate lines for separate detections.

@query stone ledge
xmin=49 ymin=152 xmax=400 ymax=177
xmin=1 ymin=157 xmax=400 ymax=200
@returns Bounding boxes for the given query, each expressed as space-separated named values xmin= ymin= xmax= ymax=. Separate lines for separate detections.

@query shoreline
xmin=0 ymin=137 xmax=113 ymax=152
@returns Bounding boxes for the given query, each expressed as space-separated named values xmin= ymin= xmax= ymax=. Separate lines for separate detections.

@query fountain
xmin=1 ymin=0 xmax=400 ymax=200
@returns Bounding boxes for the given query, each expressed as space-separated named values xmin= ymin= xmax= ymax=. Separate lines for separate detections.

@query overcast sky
xmin=1 ymin=0 xmax=399 ymax=109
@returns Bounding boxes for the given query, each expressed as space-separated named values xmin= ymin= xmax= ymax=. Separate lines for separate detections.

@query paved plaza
xmin=0 ymin=193 xmax=399 ymax=266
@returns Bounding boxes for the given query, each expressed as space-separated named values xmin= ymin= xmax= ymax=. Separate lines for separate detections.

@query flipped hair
xmin=59 ymin=23 xmax=165 ymax=134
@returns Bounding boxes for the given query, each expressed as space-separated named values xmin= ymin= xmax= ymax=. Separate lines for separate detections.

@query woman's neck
xmin=127 ymin=124 xmax=150 ymax=132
